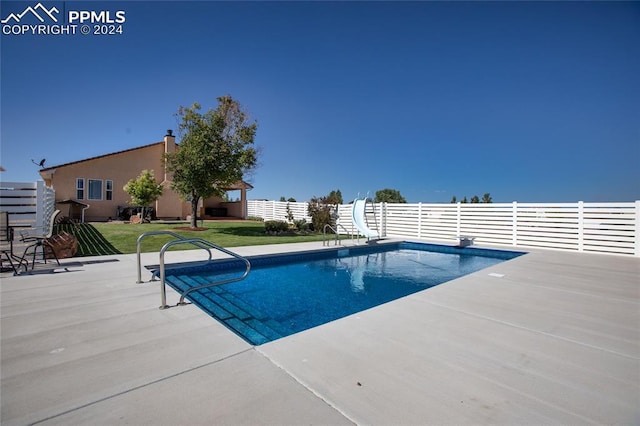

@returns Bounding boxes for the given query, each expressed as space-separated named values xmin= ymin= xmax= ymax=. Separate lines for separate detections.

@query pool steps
xmin=168 ymin=274 xmax=285 ymax=345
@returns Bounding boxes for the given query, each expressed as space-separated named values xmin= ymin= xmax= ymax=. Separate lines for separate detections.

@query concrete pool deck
xmin=1 ymin=240 xmax=638 ymax=425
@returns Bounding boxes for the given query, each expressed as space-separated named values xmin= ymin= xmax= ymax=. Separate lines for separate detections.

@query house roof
xmin=39 ymin=141 xmax=165 ymax=172
xmin=56 ymin=199 xmax=90 ymax=207
xmin=39 ymin=140 xmax=254 ymax=190
xmin=226 ymin=180 xmax=254 ymax=190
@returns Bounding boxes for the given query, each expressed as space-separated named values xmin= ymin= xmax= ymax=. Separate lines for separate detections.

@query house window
xmin=105 ymin=180 xmax=113 ymax=201
xmin=76 ymin=178 xmax=84 ymax=200
xmin=88 ymin=179 xmax=103 ymax=200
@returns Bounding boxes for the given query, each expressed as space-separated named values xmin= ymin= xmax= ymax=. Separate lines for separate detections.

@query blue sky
xmin=1 ymin=1 xmax=638 ymax=203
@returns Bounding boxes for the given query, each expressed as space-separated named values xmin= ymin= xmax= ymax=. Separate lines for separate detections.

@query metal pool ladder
xmin=323 ymin=223 xmax=358 ymax=246
xmin=135 ymin=231 xmax=251 ymax=309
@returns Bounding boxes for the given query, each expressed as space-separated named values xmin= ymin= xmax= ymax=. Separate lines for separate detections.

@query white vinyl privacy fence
xmin=247 ymin=200 xmax=312 ymax=222
xmin=249 ymin=199 xmax=640 ymax=256
xmin=0 ymin=181 xmax=56 ymax=230
xmin=381 ymin=202 xmax=639 ymax=256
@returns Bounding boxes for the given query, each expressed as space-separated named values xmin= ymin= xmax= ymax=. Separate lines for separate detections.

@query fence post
xmin=36 ymin=181 xmax=45 ymax=229
xmin=377 ymin=202 xmax=385 ymax=237
xmin=418 ymin=202 xmax=422 ymax=239
xmin=512 ymin=201 xmax=518 ymax=246
xmin=635 ymin=200 xmax=639 ymax=257
xmin=383 ymin=202 xmax=387 ymax=237
xmin=578 ymin=201 xmax=584 ymax=252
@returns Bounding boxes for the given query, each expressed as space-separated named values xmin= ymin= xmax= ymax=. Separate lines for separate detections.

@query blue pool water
xmin=162 ymin=242 xmax=524 ymax=345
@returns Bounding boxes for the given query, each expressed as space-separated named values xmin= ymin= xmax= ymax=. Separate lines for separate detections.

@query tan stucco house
xmin=39 ymin=131 xmax=253 ymax=222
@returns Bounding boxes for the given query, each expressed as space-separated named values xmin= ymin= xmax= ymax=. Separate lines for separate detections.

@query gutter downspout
xmin=82 ymin=204 xmax=90 ymax=223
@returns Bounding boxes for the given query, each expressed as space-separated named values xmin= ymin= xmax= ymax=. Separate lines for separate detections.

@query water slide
xmin=352 ymin=198 xmax=380 ymax=240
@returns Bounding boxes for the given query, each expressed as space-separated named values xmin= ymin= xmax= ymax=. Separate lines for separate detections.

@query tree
xmin=307 ymin=190 xmax=343 ymax=232
xmin=123 ymin=170 xmax=163 ymax=222
xmin=375 ymin=188 xmax=406 ymax=203
xmin=285 ymin=202 xmax=295 ymax=223
xmin=165 ymin=96 xmax=258 ymax=228
xmin=327 ymin=189 xmax=343 ymax=205
xmin=452 ymin=193 xmax=493 ymax=203
xmin=307 ymin=195 xmax=334 ymax=232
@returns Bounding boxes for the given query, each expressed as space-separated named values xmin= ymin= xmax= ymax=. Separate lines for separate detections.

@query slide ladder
xmin=352 ymin=197 xmax=381 ymax=241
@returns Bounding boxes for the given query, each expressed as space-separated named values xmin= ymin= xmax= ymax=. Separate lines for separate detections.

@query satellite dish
xmin=31 ymin=158 xmax=46 ymax=168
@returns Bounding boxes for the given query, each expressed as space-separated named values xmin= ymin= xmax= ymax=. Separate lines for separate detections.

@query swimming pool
xmin=162 ymin=242 xmax=524 ymax=345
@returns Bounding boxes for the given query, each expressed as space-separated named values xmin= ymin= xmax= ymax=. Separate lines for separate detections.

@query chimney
xmin=164 ymin=129 xmax=176 ymax=154
xmin=162 ymin=130 xmax=176 ymax=184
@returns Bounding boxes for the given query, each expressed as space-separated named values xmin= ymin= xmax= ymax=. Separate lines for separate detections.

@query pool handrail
xmin=323 ymin=223 xmax=358 ymax=246
xmin=158 ymin=238 xmax=251 ymax=310
xmin=136 ymin=230 xmax=213 ymax=284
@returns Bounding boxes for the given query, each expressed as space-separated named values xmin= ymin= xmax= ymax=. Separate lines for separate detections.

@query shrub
xmin=264 ymin=220 xmax=289 ymax=234
xmin=294 ymin=219 xmax=309 ymax=232
xmin=307 ymin=196 xmax=335 ymax=232
xmin=247 ymin=216 xmax=264 ymax=222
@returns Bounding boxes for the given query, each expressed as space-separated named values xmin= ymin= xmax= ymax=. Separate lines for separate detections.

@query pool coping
xmin=1 ymin=239 xmax=638 ymax=425
xmin=154 ymin=239 xmax=527 ymax=272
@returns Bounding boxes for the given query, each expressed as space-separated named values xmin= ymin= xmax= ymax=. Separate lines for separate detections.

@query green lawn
xmin=56 ymin=221 xmax=335 ymax=256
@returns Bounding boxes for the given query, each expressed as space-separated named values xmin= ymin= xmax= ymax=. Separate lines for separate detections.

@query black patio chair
xmin=0 ymin=211 xmax=27 ymax=275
